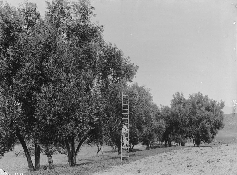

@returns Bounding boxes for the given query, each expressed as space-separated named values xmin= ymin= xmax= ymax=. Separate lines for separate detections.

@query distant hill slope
xmin=215 ymin=113 xmax=237 ymax=143
xmin=222 ymin=113 xmax=237 ymax=132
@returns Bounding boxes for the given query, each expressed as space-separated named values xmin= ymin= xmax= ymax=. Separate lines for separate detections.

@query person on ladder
xmin=122 ymin=125 xmax=129 ymax=147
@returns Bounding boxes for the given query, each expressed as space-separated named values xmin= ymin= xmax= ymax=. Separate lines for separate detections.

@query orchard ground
xmin=0 ymin=114 xmax=237 ymax=175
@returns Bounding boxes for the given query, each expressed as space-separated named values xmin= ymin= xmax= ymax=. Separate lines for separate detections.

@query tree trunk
xmin=96 ymin=144 xmax=102 ymax=155
xmin=195 ymin=138 xmax=201 ymax=147
xmin=67 ymin=149 xmax=71 ymax=164
xmin=116 ymin=142 xmax=121 ymax=155
xmin=65 ymin=140 xmax=71 ymax=164
xmin=34 ymin=144 xmax=41 ymax=170
xmin=68 ymin=151 xmax=76 ymax=166
xmin=47 ymin=155 xmax=54 ymax=169
xmin=165 ymin=140 xmax=168 ymax=147
xmin=71 ymin=138 xmax=76 ymax=166
xmin=16 ymin=127 xmax=35 ymax=171
xmin=146 ymin=141 xmax=150 ymax=150
xmin=65 ymin=141 xmax=71 ymax=164
xmin=65 ymin=135 xmax=88 ymax=166
xmin=193 ymin=139 xmax=196 ymax=147
xmin=65 ymin=138 xmax=76 ymax=166
xmin=75 ymin=135 xmax=88 ymax=155
xmin=168 ymin=141 xmax=172 ymax=147
xmin=129 ymin=144 xmax=134 ymax=152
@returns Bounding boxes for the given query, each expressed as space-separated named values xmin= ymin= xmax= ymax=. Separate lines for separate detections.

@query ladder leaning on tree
xmin=121 ymin=92 xmax=129 ymax=161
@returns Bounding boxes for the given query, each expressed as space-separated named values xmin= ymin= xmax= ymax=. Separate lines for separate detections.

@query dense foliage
xmin=160 ymin=92 xmax=224 ymax=147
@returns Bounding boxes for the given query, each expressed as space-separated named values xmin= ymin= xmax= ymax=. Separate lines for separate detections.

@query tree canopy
xmin=0 ymin=0 xmax=137 ymax=169
xmin=161 ymin=92 xmax=224 ymax=147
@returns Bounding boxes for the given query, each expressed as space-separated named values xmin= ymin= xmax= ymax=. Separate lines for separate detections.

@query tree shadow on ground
xmin=197 ymin=145 xmax=215 ymax=148
xmin=150 ymin=145 xmax=167 ymax=149
xmin=130 ymin=148 xmax=143 ymax=152
xmin=103 ymin=149 xmax=117 ymax=153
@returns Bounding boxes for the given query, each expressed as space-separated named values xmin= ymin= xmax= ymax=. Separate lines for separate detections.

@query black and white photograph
xmin=0 ymin=0 xmax=236 ymax=174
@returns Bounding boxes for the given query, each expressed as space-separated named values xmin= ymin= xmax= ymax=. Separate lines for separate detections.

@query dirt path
xmin=93 ymin=143 xmax=237 ymax=175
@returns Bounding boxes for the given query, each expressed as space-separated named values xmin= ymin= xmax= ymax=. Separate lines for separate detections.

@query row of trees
xmin=160 ymin=92 xmax=225 ymax=147
xmin=0 ymin=0 xmax=225 ymax=172
xmin=0 ymin=0 xmax=138 ymax=170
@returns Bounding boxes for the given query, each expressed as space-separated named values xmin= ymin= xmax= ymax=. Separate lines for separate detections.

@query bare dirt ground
xmin=1 ymin=128 xmax=237 ymax=175
xmin=93 ymin=143 xmax=237 ymax=175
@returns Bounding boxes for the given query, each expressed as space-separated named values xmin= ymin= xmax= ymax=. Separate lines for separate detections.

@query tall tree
xmin=0 ymin=2 xmax=47 ymax=170
xmin=161 ymin=92 xmax=189 ymax=147
xmin=127 ymin=83 xmax=165 ymax=149
xmin=34 ymin=0 xmax=138 ymax=166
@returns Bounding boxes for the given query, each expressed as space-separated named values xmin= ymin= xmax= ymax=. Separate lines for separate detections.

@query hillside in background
xmin=215 ymin=113 xmax=237 ymax=144
xmin=222 ymin=114 xmax=237 ymax=132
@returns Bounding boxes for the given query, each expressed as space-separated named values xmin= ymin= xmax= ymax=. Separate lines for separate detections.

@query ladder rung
xmin=122 ymin=122 xmax=129 ymax=124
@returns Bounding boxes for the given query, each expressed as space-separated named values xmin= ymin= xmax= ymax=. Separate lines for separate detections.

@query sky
xmin=3 ymin=0 xmax=237 ymax=113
